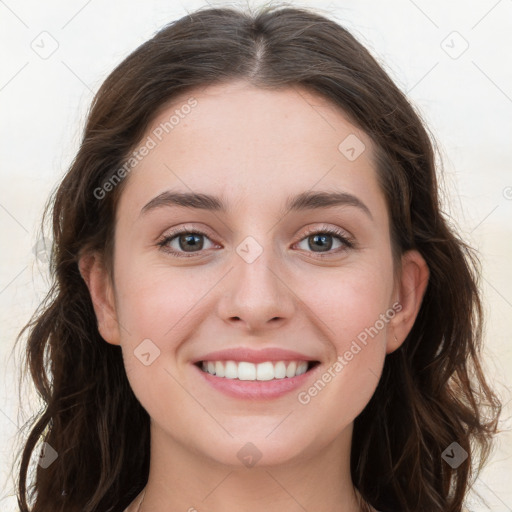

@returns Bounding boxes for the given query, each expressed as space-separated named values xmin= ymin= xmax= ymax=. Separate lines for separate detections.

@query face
xmin=84 ymin=80 xmax=427 ymax=467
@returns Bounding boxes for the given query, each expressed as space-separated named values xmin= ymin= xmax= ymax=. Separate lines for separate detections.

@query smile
xmin=198 ymin=360 xmax=319 ymax=380
xmin=193 ymin=358 xmax=321 ymax=400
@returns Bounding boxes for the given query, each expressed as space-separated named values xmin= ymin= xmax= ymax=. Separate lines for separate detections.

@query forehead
xmin=118 ymin=80 xmax=385 ymax=219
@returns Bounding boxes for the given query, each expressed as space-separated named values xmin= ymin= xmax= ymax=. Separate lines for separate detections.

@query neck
xmin=133 ymin=421 xmax=370 ymax=512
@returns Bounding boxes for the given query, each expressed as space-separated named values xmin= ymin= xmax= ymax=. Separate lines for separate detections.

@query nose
xmin=216 ymin=243 xmax=295 ymax=333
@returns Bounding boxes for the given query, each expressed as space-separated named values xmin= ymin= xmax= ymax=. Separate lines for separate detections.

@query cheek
xmin=295 ymin=261 xmax=392 ymax=412
xmin=113 ymin=246 xmax=210 ymax=339
xmin=305 ymin=259 xmax=394 ymax=345
xmin=112 ymin=261 xmax=203 ymax=410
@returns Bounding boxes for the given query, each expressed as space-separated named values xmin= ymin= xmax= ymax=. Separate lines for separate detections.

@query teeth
xmin=256 ymin=361 xmax=274 ymax=381
xmin=238 ymin=361 xmax=256 ymax=381
xmin=225 ymin=361 xmax=238 ymax=379
xmin=274 ymin=361 xmax=287 ymax=379
xmin=215 ymin=361 xmax=225 ymax=377
xmin=285 ymin=361 xmax=297 ymax=378
xmin=200 ymin=360 xmax=310 ymax=380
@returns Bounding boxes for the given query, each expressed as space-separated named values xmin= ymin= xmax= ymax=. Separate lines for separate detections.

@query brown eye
xmin=295 ymin=227 xmax=354 ymax=256
xmin=158 ymin=229 xmax=216 ymax=258
xmin=176 ymin=233 xmax=205 ymax=252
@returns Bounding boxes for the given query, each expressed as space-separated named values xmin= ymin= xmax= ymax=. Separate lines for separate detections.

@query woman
xmin=15 ymin=4 xmax=501 ymax=512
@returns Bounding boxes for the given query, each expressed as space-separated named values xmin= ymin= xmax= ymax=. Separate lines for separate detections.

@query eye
xmin=157 ymin=224 xmax=354 ymax=259
xmin=157 ymin=227 xmax=217 ymax=258
xmin=294 ymin=226 xmax=354 ymax=257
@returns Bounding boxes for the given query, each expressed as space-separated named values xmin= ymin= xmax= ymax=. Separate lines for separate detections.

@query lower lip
xmin=193 ymin=363 xmax=320 ymax=400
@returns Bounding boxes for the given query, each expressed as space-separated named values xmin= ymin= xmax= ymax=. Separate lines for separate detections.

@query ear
xmin=386 ymin=249 xmax=429 ymax=354
xmin=78 ymin=252 xmax=121 ymax=346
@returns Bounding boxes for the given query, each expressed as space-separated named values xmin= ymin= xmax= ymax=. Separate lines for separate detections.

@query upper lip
xmin=192 ymin=347 xmax=319 ymax=364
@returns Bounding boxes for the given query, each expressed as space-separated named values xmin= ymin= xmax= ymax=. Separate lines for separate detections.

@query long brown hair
xmin=14 ymin=3 xmax=501 ymax=511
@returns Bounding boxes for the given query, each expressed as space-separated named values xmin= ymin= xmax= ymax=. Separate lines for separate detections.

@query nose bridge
xmin=218 ymin=231 xmax=294 ymax=329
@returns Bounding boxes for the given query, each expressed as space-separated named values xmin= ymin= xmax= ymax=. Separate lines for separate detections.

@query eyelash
xmin=156 ymin=225 xmax=354 ymax=259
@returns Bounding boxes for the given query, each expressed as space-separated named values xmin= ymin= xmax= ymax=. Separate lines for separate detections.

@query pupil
xmin=180 ymin=234 xmax=203 ymax=252
xmin=310 ymin=234 xmax=332 ymax=252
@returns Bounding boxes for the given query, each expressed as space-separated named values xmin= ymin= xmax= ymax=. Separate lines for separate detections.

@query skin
xmin=80 ymin=80 xmax=429 ymax=512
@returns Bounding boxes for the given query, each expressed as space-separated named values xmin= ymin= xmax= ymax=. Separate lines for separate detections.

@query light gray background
xmin=1 ymin=0 xmax=511 ymax=510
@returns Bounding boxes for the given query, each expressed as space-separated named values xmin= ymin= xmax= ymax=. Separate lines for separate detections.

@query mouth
xmin=191 ymin=347 xmax=322 ymax=400
xmin=194 ymin=359 xmax=321 ymax=381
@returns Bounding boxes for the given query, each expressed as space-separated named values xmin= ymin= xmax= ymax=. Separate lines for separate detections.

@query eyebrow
xmin=140 ymin=190 xmax=373 ymax=220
